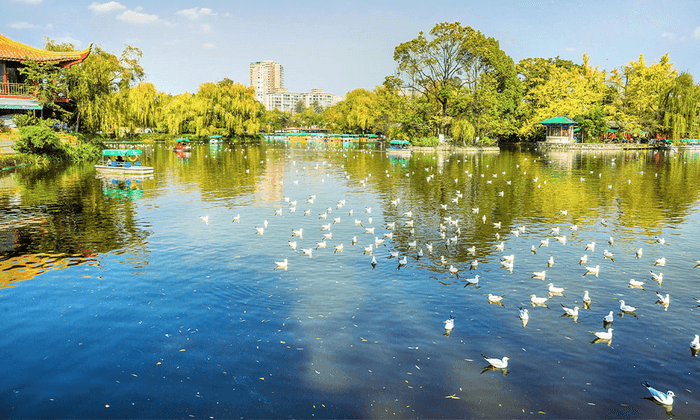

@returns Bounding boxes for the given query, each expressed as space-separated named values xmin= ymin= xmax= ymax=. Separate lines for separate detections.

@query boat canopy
xmin=390 ymin=140 xmax=411 ymax=145
xmin=175 ymin=138 xmax=190 ymax=142
xmin=101 ymin=149 xmax=143 ymax=157
xmin=209 ymin=135 xmax=222 ymax=139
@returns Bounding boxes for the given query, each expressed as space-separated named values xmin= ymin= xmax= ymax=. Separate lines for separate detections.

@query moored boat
xmin=209 ymin=135 xmax=222 ymax=144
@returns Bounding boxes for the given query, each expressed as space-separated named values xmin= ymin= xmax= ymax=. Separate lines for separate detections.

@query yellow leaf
xmin=180 ymin=349 xmax=186 ymax=352
xmin=156 ymin=362 xmax=162 ymax=365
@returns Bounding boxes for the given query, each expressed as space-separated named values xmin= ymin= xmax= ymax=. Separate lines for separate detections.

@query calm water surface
xmin=1 ymin=142 xmax=699 ymax=419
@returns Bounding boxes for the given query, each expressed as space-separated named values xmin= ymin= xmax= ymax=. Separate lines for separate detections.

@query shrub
xmin=15 ymin=125 xmax=63 ymax=156
xmin=410 ymin=136 xmax=440 ymax=147
xmin=12 ymin=113 xmax=39 ymax=128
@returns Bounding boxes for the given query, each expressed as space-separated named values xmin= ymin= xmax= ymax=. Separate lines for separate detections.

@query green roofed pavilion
xmin=539 ymin=116 xmax=578 ymax=144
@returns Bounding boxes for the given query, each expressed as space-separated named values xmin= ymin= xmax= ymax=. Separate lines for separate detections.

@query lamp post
xmin=582 ymin=105 xmax=585 ymax=143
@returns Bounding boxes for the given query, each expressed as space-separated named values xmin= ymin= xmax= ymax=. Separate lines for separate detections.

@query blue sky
xmin=2 ymin=0 xmax=699 ymax=96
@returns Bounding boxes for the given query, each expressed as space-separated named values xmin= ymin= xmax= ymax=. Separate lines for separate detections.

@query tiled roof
xmin=0 ymin=34 xmax=92 ymax=67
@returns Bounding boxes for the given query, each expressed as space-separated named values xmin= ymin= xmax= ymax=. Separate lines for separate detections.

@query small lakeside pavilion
xmin=540 ymin=116 xmax=578 ymax=143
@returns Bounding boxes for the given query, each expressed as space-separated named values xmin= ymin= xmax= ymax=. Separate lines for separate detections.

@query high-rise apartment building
xmin=249 ymin=61 xmax=284 ymax=103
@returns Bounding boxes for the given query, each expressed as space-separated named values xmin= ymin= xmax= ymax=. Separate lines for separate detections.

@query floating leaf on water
xmin=180 ymin=349 xmax=186 ymax=352
xmin=156 ymin=362 xmax=161 ymax=365
xmin=259 ymin=377 xmax=265 ymax=380
xmin=588 ymin=403 xmax=595 ymax=406
xmin=538 ymin=411 xmax=546 ymax=414
xmin=131 ymin=374 xmax=137 ymax=377
xmin=280 ymin=341 xmax=286 ymax=344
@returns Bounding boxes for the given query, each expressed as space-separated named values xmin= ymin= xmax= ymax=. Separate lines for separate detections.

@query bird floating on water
xmin=629 ymin=278 xmax=645 ymax=288
xmin=590 ymin=328 xmax=613 ymax=340
xmin=603 ymin=250 xmax=615 ymax=262
xmin=444 ymin=314 xmax=455 ymax=331
xmin=530 ymin=294 xmax=548 ymax=304
xmin=584 ymin=265 xmax=600 ymax=277
xmin=650 ymin=270 xmax=663 ymax=283
xmin=548 ymin=283 xmax=565 ymax=294
xmin=531 ymin=270 xmax=546 ymax=280
xmin=585 ymin=242 xmax=596 ymax=252
xmin=636 ymin=248 xmax=643 ymax=259
xmin=482 ymin=355 xmax=509 ymax=369
xmin=604 ymin=311 xmax=614 ymax=325
xmin=643 ymin=382 xmax=675 ymax=405
xmin=274 ymin=259 xmax=288 ymax=271
xmin=488 ymin=293 xmax=505 ymax=303
xmin=561 ymin=304 xmax=579 ymax=317
xmin=619 ymin=300 xmax=637 ymax=312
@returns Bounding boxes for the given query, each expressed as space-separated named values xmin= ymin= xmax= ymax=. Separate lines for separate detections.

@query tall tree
xmin=394 ymin=22 xmax=520 ymax=140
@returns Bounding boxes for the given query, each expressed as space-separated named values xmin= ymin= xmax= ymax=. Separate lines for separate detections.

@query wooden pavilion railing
xmin=0 ymin=82 xmax=33 ymax=97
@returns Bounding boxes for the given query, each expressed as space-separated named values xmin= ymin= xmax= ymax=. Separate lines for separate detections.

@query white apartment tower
xmin=249 ymin=61 xmax=284 ymax=103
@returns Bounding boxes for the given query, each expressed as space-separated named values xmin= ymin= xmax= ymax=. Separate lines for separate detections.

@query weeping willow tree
xmin=164 ymin=79 xmax=264 ymax=136
xmin=63 ymin=44 xmax=145 ymax=134
xmin=661 ymin=73 xmax=700 ymax=140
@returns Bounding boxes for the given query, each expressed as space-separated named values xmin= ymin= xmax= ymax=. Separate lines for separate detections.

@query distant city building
xmin=264 ymin=88 xmax=343 ymax=112
xmin=249 ymin=60 xmax=284 ymax=103
xmin=249 ymin=61 xmax=343 ymax=112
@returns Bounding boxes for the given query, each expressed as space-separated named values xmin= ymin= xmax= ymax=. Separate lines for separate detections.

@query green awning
xmin=390 ymin=140 xmax=410 ymax=145
xmin=209 ymin=135 xmax=222 ymax=139
xmin=101 ymin=149 xmax=143 ymax=157
xmin=175 ymin=138 xmax=190 ymax=142
xmin=0 ymin=98 xmax=43 ymax=110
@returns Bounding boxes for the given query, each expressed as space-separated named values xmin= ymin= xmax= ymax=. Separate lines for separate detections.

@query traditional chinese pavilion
xmin=539 ymin=116 xmax=578 ymax=143
xmin=0 ymin=34 xmax=92 ymax=111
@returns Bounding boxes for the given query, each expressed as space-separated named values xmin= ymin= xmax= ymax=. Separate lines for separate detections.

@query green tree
xmin=517 ymin=55 xmax=609 ymax=140
xmin=63 ymin=44 xmax=145 ymax=133
xmin=394 ymin=22 xmax=520 ymax=140
xmin=660 ymin=73 xmax=700 ymax=140
xmin=618 ymin=53 xmax=677 ymax=135
xmin=14 ymin=124 xmax=63 ymax=156
xmin=164 ymin=79 xmax=263 ymax=136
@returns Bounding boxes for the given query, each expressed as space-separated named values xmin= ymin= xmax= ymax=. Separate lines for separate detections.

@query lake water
xmin=1 ymin=142 xmax=699 ymax=419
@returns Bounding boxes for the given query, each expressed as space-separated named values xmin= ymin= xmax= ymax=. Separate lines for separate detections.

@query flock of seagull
xmin=198 ymin=146 xmax=698 ymax=411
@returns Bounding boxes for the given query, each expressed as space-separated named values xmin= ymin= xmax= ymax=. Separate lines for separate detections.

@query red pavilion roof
xmin=0 ymin=34 xmax=92 ymax=67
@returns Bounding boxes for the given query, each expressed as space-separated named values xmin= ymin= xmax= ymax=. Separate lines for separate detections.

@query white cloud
xmin=118 ymin=10 xmax=159 ymax=24
xmin=201 ymin=23 xmax=212 ymax=32
xmin=176 ymin=7 xmax=217 ymax=19
xmin=661 ymin=32 xmax=675 ymax=40
xmin=693 ymin=26 xmax=700 ymax=40
xmin=7 ymin=21 xmax=40 ymax=29
xmin=88 ymin=1 xmax=126 ymax=13
xmin=202 ymin=43 xmax=215 ymax=49
xmin=565 ymin=47 xmax=576 ymax=52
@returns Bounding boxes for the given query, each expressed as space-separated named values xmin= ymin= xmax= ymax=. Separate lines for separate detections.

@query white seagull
xmin=585 ymin=242 xmax=596 ymax=252
xmin=650 ymin=270 xmax=663 ymax=282
xmin=334 ymin=243 xmax=344 ymax=253
xmin=482 ymin=355 xmax=509 ymax=369
xmin=654 ymin=257 xmax=666 ymax=266
xmin=561 ymin=304 xmax=579 ymax=317
xmin=531 ymin=270 xmax=546 ymax=280
xmin=636 ymin=248 xmax=643 ymax=259
xmin=629 ymin=278 xmax=645 ymax=288
xmin=655 ymin=292 xmax=670 ymax=306
xmin=530 ymin=294 xmax=548 ymax=304
xmin=274 ymin=259 xmax=288 ymax=270
xmin=583 ymin=290 xmax=591 ymax=304
xmin=288 ymin=241 xmax=297 ymax=250
xmin=464 ymin=274 xmax=480 ymax=287
xmin=603 ymin=311 xmax=614 ymax=324
xmin=619 ymin=300 xmax=637 ymax=312
xmin=603 ymin=250 xmax=615 ymax=262
xmin=519 ymin=307 xmax=529 ymax=320
xmin=444 ymin=315 xmax=455 ymax=331
xmin=584 ymin=265 xmax=600 ymax=277
xmin=643 ymin=382 xmax=675 ymax=405
xmin=548 ymin=283 xmax=565 ymax=294
xmin=579 ymin=254 xmax=588 ymax=265
xmin=691 ymin=335 xmax=700 ymax=349
xmin=488 ymin=293 xmax=505 ymax=303
xmin=590 ymin=328 xmax=614 ymax=340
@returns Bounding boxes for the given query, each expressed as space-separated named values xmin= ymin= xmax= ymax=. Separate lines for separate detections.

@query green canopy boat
xmin=94 ymin=149 xmax=154 ymax=176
